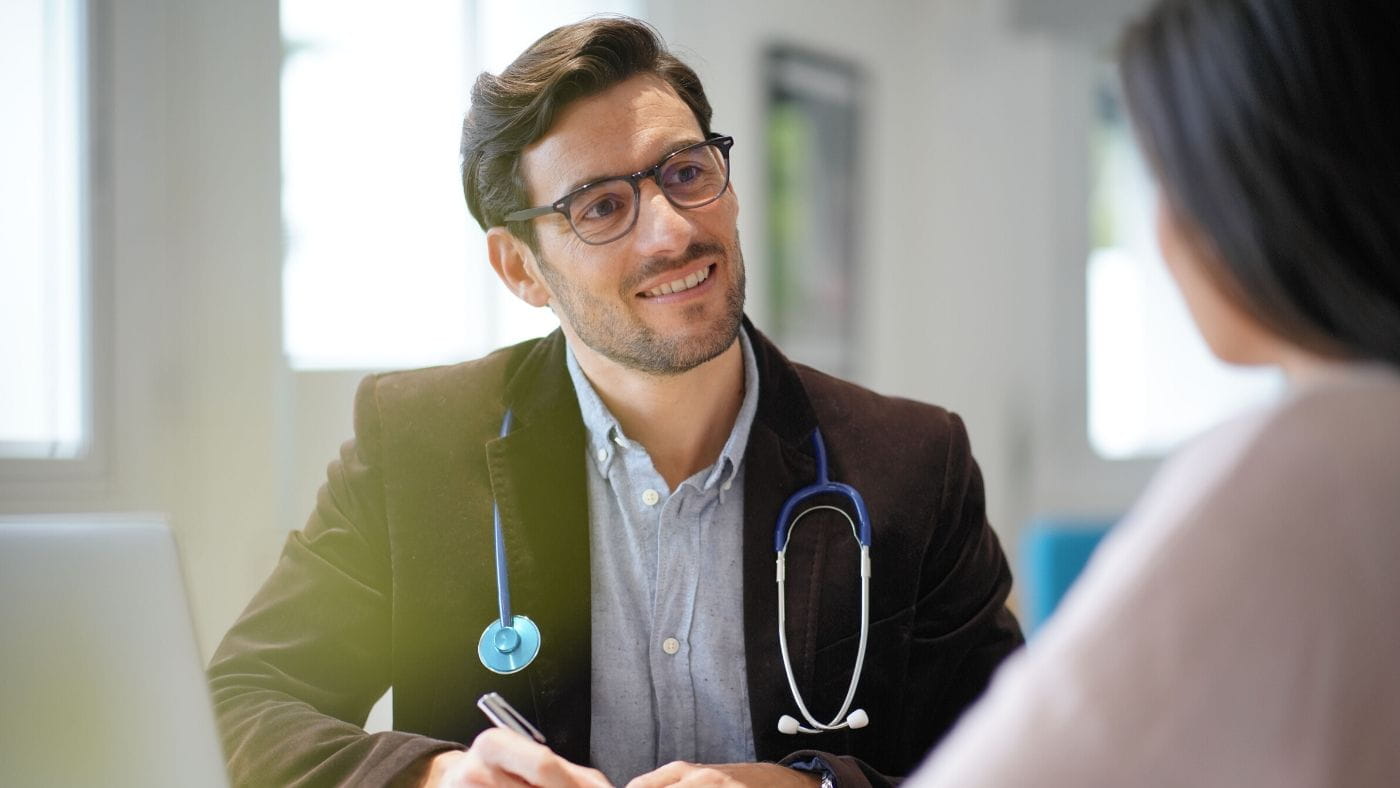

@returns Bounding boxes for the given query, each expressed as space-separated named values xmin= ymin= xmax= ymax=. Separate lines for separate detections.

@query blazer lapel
xmin=485 ymin=331 xmax=593 ymax=765
xmin=740 ymin=322 xmax=828 ymax=761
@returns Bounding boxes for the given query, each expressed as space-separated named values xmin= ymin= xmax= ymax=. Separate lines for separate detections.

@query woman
xmin=910 ymin=1 xmax=1400 ymax=785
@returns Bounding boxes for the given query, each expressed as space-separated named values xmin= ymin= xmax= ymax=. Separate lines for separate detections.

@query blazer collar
xmin=500 ymin=318 xmax=816 ymax=446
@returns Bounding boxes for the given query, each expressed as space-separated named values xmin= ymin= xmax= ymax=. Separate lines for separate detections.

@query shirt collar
xmin=565 ymin=327 xmax=761 ymax=493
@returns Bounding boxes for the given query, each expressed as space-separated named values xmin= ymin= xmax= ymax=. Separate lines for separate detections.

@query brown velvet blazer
xmin=207 ymin=322 xmax=1023 ymax=787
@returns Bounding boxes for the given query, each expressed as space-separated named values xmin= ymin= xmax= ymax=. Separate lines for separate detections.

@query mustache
xmin=623 ymin=242 xmax=727 ymax=293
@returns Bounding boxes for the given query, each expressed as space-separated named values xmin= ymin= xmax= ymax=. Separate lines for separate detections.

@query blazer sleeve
xmin=782 ymin=411 xmax=1024 ymax=787
xmin=903 ymin=412 xmax=1023 ymax=739
xmin=206 ymin=375 xmax=463 ymax=787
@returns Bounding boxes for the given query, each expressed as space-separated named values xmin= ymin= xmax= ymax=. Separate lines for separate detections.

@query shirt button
xmin=642 ymin=489 xmax=660 ymax=506
xmin=662 ymin=637 xmax=680 ymax=655
xmin=722 ymin=479 xmax=732 ymax=492
xmin=595 ymin=448 xmax=608 ymax=463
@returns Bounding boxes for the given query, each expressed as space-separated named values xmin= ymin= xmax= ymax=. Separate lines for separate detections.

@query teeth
xmin=646 ymin=265 xmax=709 ymax=298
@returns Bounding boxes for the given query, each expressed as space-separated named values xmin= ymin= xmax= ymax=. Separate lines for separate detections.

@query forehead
xmin=519 ymin=74 xmax=704 ymax=202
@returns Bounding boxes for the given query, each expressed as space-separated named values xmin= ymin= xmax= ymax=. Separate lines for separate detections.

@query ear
xmin=486 ymin=227 xmax=551 ymax=308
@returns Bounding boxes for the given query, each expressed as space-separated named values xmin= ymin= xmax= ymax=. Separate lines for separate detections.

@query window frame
xmin=0 ymin=0 xmax=110 ymax=498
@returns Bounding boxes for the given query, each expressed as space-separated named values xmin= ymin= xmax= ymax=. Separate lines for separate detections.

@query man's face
xmin=517 ymin=74 xmax=744 ymax=376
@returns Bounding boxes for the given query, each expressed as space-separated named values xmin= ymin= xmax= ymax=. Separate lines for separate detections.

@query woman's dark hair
xmin=460 ymin=16 xmax=712 ymax=249
xmin=1120 ymin=0 xmax=1400 ymax=365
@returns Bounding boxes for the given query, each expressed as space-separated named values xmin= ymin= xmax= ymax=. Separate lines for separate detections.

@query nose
xmin=628 ymin=179 xmax=695 ymax=258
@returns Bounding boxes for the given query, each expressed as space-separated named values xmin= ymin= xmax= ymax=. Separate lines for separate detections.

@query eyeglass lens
xmin=567 ymin=142 xmax=729 ymax=244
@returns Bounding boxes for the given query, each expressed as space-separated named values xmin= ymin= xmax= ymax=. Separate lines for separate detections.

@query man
xmin=208 ymin=16 xmax=1021 ymax=788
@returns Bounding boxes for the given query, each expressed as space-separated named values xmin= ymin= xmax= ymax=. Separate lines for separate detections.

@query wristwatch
xmin=788 ymin=759 xmax=837 ymax=788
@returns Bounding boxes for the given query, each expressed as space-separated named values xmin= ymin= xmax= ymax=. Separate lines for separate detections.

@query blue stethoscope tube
xmin=479 ymin=414 xmax=873 ymax=736
xmin=478 ymin=409 xmax=542 ymax=675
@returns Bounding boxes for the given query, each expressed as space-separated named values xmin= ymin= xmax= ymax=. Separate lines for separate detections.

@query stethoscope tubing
xmin=774 ymin=427 xmax=874 ymax=734
xmin=778 ymin=531 xmax=871 ymax=732
xmin=773 ymin=429 xmax=872 ymax=550
xmin=493 ymin=409 xmax=515 ymax=628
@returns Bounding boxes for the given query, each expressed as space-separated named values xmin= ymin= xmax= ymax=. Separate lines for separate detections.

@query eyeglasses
xmin=503 ymin=135 xmax=734 ymax=245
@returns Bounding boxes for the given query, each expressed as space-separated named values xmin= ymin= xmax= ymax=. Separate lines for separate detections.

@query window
xmin=281 ymin=0 xmax=638 ymax=371
xmin=0 ymin=0 xmax=89 ymax=459
xmin=1086 ymin=75 xmax=1281 ymax=460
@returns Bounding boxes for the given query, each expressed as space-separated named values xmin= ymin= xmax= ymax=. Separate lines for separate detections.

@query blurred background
xmin=2 ymin=0 xmax=1284 ymax=660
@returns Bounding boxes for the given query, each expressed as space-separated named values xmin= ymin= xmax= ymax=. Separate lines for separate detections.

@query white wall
xmin=657 ymin=0 xmax=1157 ymax=543
xmin=0 ymin=0 xmax=1157 ymax=654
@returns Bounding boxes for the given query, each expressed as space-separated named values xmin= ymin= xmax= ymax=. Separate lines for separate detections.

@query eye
xmin=577 ymin=194 xmax=625 ymax=222
xmin=571 ymin=187 xmax=632 ymax=228
xmin=664 ymin=161 xmax=708 ymax=189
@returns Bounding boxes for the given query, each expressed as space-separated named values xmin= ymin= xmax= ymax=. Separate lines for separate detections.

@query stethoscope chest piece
xmin=478 ymin=614 xmax=541 ymax=675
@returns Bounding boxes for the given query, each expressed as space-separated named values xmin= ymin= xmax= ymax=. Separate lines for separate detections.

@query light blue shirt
xmin=566 ymin=330 xmax=761 ymax=785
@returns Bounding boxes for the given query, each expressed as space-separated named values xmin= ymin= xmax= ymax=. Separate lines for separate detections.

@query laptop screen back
xmin=0 ymin=515 xmax=229 ymax=787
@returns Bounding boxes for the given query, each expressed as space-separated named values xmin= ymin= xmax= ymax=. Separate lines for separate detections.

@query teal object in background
xmin=1020 ymin=518 xmax=1116 ymax=636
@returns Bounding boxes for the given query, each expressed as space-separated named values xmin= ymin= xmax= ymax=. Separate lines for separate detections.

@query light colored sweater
xmin=911 ymin=362 xmax=1400 ymax=787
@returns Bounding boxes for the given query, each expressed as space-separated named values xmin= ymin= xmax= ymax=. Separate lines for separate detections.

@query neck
xmin=568 ymin=333 xmax=746 ymax=491
xmin=1277 ymin=344 xmax=1360 ymax=387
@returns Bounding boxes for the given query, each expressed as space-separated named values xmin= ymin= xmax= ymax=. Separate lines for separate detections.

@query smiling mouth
xmin=639 ymin=264 xmax=714 ymax=298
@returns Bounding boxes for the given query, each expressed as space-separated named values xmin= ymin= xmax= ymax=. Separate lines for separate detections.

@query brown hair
xmin=460 ymin=15 xmax=713 ymax=249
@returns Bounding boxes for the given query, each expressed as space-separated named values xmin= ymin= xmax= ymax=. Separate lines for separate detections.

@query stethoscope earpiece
xmin=777 ymin=707 xmax=869 ymax=735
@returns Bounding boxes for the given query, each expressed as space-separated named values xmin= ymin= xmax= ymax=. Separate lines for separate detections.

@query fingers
xmin=561 ymin=761 xmax=613 ymax=788
xmin=436 ymin=748 xmax=533 ymax=788
xmin=625 ymin=761 xmax=737 ymax=788
xmin=626 ymin=762 xmax=813 ymax=788
xmin=453 ymin=728 xmax=612 ymax=788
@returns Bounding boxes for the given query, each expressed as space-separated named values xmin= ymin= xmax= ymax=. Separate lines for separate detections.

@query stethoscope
xmin=479 ymin=411 xmax=873 ymax=736
xmin=476 ymin=409 xmax=543 ymax=675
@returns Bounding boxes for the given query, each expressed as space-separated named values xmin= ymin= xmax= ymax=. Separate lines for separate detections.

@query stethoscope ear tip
xmin=778 ymin=708 xmax=870 ymax=735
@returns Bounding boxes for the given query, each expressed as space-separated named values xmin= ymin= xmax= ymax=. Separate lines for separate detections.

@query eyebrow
xmin=558 ymin=137 xmax=706 ymax=197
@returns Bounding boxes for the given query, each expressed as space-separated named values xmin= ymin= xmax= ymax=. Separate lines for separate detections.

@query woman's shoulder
xmin=1165 ymin=362 xmax=1399 ymax=493
xmin=1206 ymin=362 xmax=1400 ymax=498
xmin=1092 ymin=363 xmax=1400 ymax=587
xmin=1118 ymin=362 xmax=1400 ymax=576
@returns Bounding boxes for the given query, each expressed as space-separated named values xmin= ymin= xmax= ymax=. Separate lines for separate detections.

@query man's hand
xmin=625 ymin=762 xmax=821 ymax=788
xmin=418 ymin=728 xmax=612 ymax=787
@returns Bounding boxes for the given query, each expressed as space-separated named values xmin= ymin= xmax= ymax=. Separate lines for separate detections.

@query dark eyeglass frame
xmin=502 ymin=134 xmax=735 ymax=245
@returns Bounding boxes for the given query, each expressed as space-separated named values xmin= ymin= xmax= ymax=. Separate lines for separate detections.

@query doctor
xmin=207 ymin=16 xmax=1022 ymax=788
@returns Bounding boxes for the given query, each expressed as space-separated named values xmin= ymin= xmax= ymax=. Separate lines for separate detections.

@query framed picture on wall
xmin=765 ymin=45 xmax=864 ymax=378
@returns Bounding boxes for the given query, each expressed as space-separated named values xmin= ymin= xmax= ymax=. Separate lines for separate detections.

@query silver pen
xmin=477 ymin=691 xmax=547 ymax=744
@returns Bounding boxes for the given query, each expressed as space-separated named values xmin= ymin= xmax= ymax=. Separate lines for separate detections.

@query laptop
xmin=0 ymin=514 xmax=230 ymax=787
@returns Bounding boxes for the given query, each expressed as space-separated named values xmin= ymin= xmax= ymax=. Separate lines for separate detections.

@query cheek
xmin=536 ymin=244 xmax=622 ymax=298
xmin=696 ymin=192 xmax=740 ymax=240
